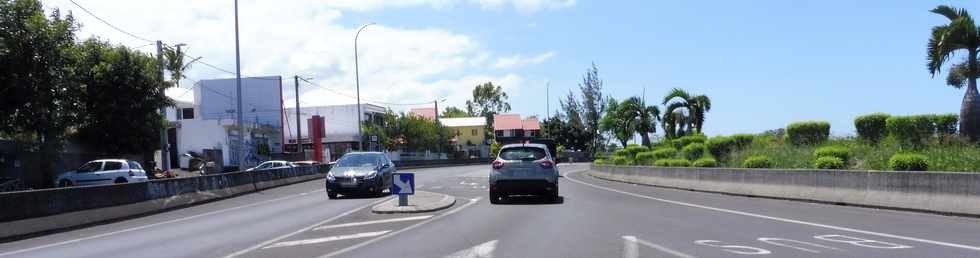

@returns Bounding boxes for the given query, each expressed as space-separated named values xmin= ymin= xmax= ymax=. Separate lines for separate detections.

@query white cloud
xmin=472 ymin=0 xmax=576 ymax=14
xmin=493 ymin=51 xmax=555 ymax=69
xmin=43 ymin=0 xmax=547 ymax=114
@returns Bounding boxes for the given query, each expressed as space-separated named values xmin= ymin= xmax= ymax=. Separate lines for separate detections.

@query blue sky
xmin=47 ymin=0 xmax=980 ymax=137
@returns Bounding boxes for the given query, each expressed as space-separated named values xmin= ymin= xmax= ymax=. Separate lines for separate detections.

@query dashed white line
xmin=566 ymin=171 xmax=980 ymax=252
xmin=0 ymin=188 xmax=326 ymax=257
xmin=313 ymin=215 xmax=433 ymax=231
xmin=446 ymin=240 xmax=497 ymax=258
xmin=622 ymin=236 xmax=698 ymax=258
xmin=262 ymin=231 xmax=391 ymax=249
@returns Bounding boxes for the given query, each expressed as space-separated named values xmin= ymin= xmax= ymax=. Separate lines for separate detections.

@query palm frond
xmin=931 ymin=5 xmax=963 ymax=21
xmin=662 ymin=88 xmax=691 ymax=105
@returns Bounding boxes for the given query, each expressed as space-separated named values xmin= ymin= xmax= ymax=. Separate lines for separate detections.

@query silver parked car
xmin=246 ymin=160 xmax=296 ymax=172
xmin=489 ymin=143 xmax=560 ymax=204
xmin=55 ymin=159 xmax=149 ymax=187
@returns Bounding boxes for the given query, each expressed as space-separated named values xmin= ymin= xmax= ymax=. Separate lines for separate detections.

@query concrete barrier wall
xmin=394 ymin=158 xmax=493 ymax=169
xmin=590 ymin=165 xmax=980 ymax=216
xmin=0 ymin=165 xmax=327 ymax=239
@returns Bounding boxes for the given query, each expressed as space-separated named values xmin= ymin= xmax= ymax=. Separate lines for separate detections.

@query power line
xmin=67 ymin=0 xmax=154 ymax=43
xmin=297 ymin=77 xmax=432 ymax=106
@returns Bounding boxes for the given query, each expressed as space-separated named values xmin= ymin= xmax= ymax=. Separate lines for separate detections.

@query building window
xmin=181 ymin=108 xmax=194 ymax=120
xmin=471 ymin=129 xmax=477 ymax=136
xmin=495 ymin=130 xmax=503 ymax=137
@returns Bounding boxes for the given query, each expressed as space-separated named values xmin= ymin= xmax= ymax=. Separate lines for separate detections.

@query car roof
xmin=91 ymin=159 xmax=129 ymax=162
xmin=500 ymin=143 xmax=548 ymax=149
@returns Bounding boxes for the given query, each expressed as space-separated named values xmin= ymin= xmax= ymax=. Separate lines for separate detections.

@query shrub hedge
xmin=854 ymin=113 xmax=890 ymax=144
xmin=666 ymin=159 xmax=692 ymax=167
xmin=931 ymin=113 xmax=958 ymax=135
xmin=623 ymin=145 xmax=650 ymax=158
xmin=743 ymin=156 xmax=773 ymax=168
xmin=888 ymin=154 xmax=929 ymax=171
xmin=610 ymin=156 xmax=632 ymax=166
xmin=653 ymin=159 xmax=670 ymax=167
xmin=731 ymin=134 xmax=754 ymax=149
xmin=593 ymin=159 xmax=606 ymax=165
xmin=693 ymin=158 xmax=718 ymax=167
xmin=786 ymin=121 xmax=830 ymax=145
xmin=682 ymin=143 xmax=708 ymax=161
xmin=613 ymin=149 xmax=629 ymax=157
xmin=707 ymin=136 xmax=736 ymax=159
xmin=651 ymin=148 xmax=678 ymax=160
xmin=634 ymin=151 xmax=657 ymax=166
xmin=814 ymin=146 xmax=850 ymax=164
xmin=814 ymin=156 xmax=846 ymax=169
xmin=886 ymin=115 xmax=934 ymax=146
xmin=672 ymin=134 xmax=707 ymax=149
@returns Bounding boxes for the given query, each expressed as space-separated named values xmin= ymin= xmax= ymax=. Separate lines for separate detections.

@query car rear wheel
xmin=327 ymin=191 xmax=338 ymax=199
xmin=114 ymin=178 xmax=127 ymax=184
xmin=550 ymin=184 xmax=560 ymax=203
xmin=489 ymin=189 xmax=502 ymax=204
xmin=58 ymin=180 xmax=73 ymax=187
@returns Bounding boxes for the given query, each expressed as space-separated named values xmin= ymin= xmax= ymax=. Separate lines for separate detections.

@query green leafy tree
xmin=441 ymin=106 xmax=472 ymax=118
xmin=362 ymin=111 xmax=453 ymax=152
xmin=927 ymin=5 xmax=980 ymax=140
xmin=0 ymin=1 xmax=82 ymax=185
xmin=72 ymin=39 xmax=172 ymax=157
xmin=579 ymin=63 xmax=606 ymax=155
xmin=465 ymin=82 xmax=511 ymax=134
xmin=600 ymin=98 xmax=634 ymax=147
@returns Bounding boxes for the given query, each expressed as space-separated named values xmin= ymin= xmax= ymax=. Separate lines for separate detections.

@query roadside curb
xmin=371 ymin=191 xmax=456 ymax=214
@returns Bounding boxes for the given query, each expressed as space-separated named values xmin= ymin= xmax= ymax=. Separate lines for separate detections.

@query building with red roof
xmin=493 ymin=114 xmax=540 ymax=140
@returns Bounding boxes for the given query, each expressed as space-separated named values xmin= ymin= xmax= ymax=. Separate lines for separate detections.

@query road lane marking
xmin=446 ymin=240 xmax=497 ymax=258
xmin=623 ymin=236 xmax=698 ymax=258
xmin=318 ymin=197 xmax=482 ymax=258
xmin=313 ymin=215 xmax=433 ymax=231
xmin=262 ymin=231 xmax=391 ymax=249
xmin=758 ymin=237 xmax=841 ymax=253
xmin=221 ymin=196 xmax=393 ymax=258
xmin=566 ymin=171 xmax=980 ymax=252
xmin=0 ymin=188 xmax=326 ymax=257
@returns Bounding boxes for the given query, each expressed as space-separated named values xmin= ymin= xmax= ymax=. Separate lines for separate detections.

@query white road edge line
xmin=623 ymin=235 xmax=699 ymax=258
xmin=446 ymin=239 xmax=498 ymax=258
xmin=566 ymin=171 xmax=980 ymax=252
xmin=313 ymin=215 xmax=433 ymax=231
xmin=262 ymin=230 xmax=391 ymax=249
xmin=221 ymin=196 xmax=393 ymax=258
xmin=622 ymin=236 xmax=639 ymax=258
xmin=318 ymin=197 xmax=483 ymax=258
xmin=0 ymin=188 xmax=326 ymax=257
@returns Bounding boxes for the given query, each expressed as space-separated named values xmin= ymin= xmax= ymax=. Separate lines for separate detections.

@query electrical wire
xmin=67 ymin=0 xmax=154 ymax=43
xmin=298 ymin=77 xmax=433 ymax=106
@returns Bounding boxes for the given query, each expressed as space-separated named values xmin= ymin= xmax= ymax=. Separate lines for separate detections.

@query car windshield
xmin=499 ymin=147 xmax=547 ymax=161
xmin=336 ymin=154 xmax=381 ymax=167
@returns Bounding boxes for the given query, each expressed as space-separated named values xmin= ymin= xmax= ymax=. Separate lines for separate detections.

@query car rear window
xmin=499 ymin=147 xmax=547 ymax=161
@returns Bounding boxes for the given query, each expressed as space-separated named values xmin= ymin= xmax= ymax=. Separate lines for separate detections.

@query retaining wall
xmin=590 ymin=165 xmax=980 ymax=216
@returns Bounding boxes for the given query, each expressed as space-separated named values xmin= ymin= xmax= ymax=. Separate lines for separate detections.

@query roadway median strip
xmin=371 ymin=191 xmax=456 ymax=214
xmin=262 ymin=231 xmax=392 ymax=249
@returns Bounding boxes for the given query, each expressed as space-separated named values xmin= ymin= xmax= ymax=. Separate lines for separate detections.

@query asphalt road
xmin=3 ymin=163 xmax=980 ymax=258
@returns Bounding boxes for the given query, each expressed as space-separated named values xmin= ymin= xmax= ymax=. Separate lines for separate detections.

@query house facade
xmin=441 ymin=117 xmax=490 ymax=158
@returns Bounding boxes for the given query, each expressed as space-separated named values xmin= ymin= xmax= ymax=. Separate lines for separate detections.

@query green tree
xmin=72 ymin=39 xmax=171 ymax=157
xmin=600 ymin=98 xmax=634 ymax=147
xmin=0 ymin=0 xmax=82 ymax=185
xmin=441 ymin=106 xmax=472 ymax=118
xmin=466 ymin=82 xmax=511 ymax=125
xmin=927 ymin=5 xmax=980 ymax=141
xmin=662 ymin=88 xmax=711 ymax=136
xmin=363 ymin=111 xmax=453 ymax=153
xmin=542 ymin=92 xmax=590 ymax=152
xmin=618 ymin=97 xmax=660 ymax=147
xmin=578 ymin=63 xmax=606 ymax=154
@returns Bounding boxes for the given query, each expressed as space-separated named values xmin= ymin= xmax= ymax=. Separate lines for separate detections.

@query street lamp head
xmin=174 ymin=43 xmax=187 ymax=47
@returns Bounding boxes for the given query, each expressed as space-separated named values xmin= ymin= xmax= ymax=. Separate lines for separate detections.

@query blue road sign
xmin=391 ymin=173 xmax=415 ymax=195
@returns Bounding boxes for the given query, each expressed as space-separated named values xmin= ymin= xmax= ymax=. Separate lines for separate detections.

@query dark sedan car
xmin=325 ymin=152 xmax=395 ymax=199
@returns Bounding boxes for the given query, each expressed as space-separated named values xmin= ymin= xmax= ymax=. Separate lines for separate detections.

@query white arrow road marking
xmin=446 ymin=240 xmax=498 ymax=258
xmin=394 ymin=176 xmax=413 ymax=194
xmin=313 ymin=215 xmax=433 ymax=231
xmin=622 ymin=236 xmax=698 ymax=258
xmin=262 ymin=231 xmax=391 ymax=249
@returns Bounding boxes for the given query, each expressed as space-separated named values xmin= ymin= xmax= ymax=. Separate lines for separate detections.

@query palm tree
xmin=928 ymin=5 xmax=980 ymax=140
xmin=661 ymin=110 xmax=688 ymax=139
xmin=663 ymin=88 xmax=711 ymax=135
xmin=619 ymin=97 xmax=660 ymax=146
xmin=162 ymin=47 xmax=200 ymax=88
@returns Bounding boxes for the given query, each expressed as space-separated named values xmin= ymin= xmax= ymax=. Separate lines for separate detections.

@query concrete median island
xmin=372 ymin=191 xmax=456 ymax=214
xmin=590 ymin=164 xmax=980 ymax=217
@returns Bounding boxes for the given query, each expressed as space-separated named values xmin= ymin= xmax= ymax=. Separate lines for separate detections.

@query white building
xmin=160 ymin=76 xmax=285 ymax=169
xmin=283 ymin=104 xmax=386 ymax=161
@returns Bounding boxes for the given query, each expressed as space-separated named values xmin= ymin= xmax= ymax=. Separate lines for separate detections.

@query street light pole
xmin=354 ymin=22 xmax=375 ymax=151
xmin=156 ymin=40 xmax=170 ymax=171
xmin=234 ymin=0 xmax=246 ymax=172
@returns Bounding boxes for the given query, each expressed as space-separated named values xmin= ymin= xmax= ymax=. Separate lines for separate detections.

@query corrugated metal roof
xmin=440 ymin=117 xmax=486 ymax=127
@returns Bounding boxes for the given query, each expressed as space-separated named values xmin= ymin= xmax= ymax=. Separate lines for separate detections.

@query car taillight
xmin=492 ymin=160 xmax=504 ymax=169
xmin=540 ymin=160 xmax=554 ymax=169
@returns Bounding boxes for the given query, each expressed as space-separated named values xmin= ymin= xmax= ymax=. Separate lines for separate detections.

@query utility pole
xmin=294 ymin=76 xmax=303 ymax=157
xmin=156 ymin=40 xmax=170 ymax=171
xmin=546 ymin=81 xmax=550 ymax=119
xmin=354 ymin=23 xmax=375 ymax=151
xmin=434 ymin=99 xmax=439 ymax=124
xmin=234 ymin=0 xmax=246 ymax=172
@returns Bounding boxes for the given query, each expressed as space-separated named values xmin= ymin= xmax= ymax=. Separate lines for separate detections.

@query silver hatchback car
xmin=489 ymin=143 xmax=559 ymax=204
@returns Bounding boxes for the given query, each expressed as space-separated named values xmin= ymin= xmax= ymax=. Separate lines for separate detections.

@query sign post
xmin=391 ymin=173 xmax=415 ymax=206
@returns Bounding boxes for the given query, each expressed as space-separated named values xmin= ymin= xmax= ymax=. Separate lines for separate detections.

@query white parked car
xmin=55 ymin=159 xmax=149 ymax=187
xmin=246 ymin=160 xmax=296 ymax=172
